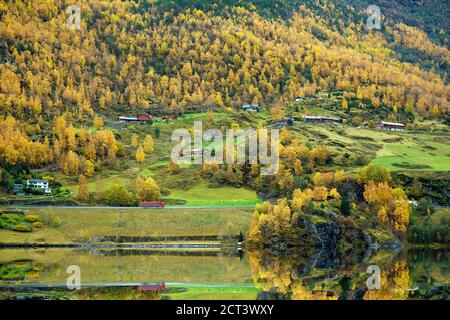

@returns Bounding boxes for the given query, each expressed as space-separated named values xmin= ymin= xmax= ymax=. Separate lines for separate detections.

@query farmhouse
xmin=272 ymin=117 xmax=294 ymax=128
xmin=137 ymin=115 xmax=152 ymax=121
xmin=377 ymin=121 xmax=405 ymax=131
xmin=241 ymin=104 xmax=262 ymax=112
xmin=26 ymin=179 xmax=52 ymax=196
xmin=118 ymin=115 xmax=152 ymax=123
xmin=26 ymin=179 xmax=49 ymax=189
xmin=118 ymin=116 xmax=139 ymax=123
xmin=304 ymin=116 xmax=343 ymax=124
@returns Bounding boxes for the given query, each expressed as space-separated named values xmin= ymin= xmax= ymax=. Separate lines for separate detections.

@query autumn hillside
xmin=0 ymin=0 xmax=448 ymax=122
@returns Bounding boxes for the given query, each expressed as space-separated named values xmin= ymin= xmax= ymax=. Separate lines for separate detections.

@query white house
xmin=26 ymin=180 xmax=49 ymax=189
xmin=377 ymin=121 xmax=405 ymax=131
xmin=26 ymin=180 xmax=52 ymax=196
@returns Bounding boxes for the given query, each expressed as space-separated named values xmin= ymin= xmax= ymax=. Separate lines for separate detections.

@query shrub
xmin=28 ymin=188 xmax=45 ymax=195
xmin=38 ymin=212 xmax=62 ymax=227
xmin=32 ymin=222 xmax=43 ymax=228
xmin=14 ymin=224 xmax=32 ymax=232
xmin=25 ymin=215 xmax=40 ymax=223
xmin=102 ymin=183 xmax=135 ymax=206
xmin=416 ymin=198 xmax=435 ymax=216
xmin=161 ymin=187 xmax=171 ymax=196
xmin=352 ymin=116 xmax=363 ymax=127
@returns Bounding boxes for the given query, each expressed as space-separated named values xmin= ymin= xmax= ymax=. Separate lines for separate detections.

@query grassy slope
xmin=59 ymin=111 xmax=262 ymax=206
xmin=348 ymin=129 xmax=450 ymax=171
xmin=286 ymin=93 xmax=449 ymax=172
xmin=166 ymin=182 xmax=260 ymax=206
xmin=17 ymin=94 xmax=449 ymax=208
xmin=0 ymin=207 xmax=253 ymax=244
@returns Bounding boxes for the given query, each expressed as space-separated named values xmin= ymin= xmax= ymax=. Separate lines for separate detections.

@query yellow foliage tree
xmin=84 ymin=159 xmax=95 ymax=177
xmin=271 ymin=106 xmax=285 ymax=121
xmin=63 ymin=150 xmax=79 ymax=176
xmin=93 ymin=116 xmax=104 ymax=129
xmin=329 ymin=188 xmax=341 ymax=200
xmin=77 ymin=175 xmax=89 ymax=202
xmin=143 ymin=134 xmax=154 ymax=153
xmin=334 ymin=170 xmax=346 ymax=183
xmin=136 ymin=146 xmax=145 ymax=163
xmin=131 ymin=134 xmax=139 ymax=148
xmin=341 ymin=98 xmax=348 ymax=110
xmin=392 ymin=200 xmax=410 ymax=233
xmin=377 ymin=206 xmax=388 ymax=224
xmin=312 ymin=186 xmax=328 ymax=201
xmin=136 ymin=176 xmax=160 ymax=202
xmin=291 ymin=188 xmax=313 ymax=210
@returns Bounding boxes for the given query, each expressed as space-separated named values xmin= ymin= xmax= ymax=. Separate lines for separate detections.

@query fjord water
xmin=0 ymin=248 xmax=447 ymax=300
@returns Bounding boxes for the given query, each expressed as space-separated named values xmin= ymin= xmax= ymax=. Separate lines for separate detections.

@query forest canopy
xmin=0 ymin=0 xmax=448 ymax=122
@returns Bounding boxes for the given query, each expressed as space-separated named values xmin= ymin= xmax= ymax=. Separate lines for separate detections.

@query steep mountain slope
xmin=0 ymin=0 xmax=448 ymax=122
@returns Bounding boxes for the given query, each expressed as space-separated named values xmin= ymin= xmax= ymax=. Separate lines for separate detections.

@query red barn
xmin=138 ymin=115 xmax=152 ymax=121
xmin=140 ymin=201 xmax=166 ymax=208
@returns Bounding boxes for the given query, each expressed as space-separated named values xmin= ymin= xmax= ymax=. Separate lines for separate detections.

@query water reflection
xmin=0 ymin=248 xmax=448 ymax=300
xmin=247 ymin=249 xmax=448 ymax=300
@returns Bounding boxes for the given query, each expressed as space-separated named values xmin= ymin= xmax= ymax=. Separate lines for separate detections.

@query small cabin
xmin=377 ymin=121 xmax=405 ymax=131
xmin=118 ymin=116 xmax=139 ymax=123
xmin=137 ymin=115 xmax=152 ymax=122
xmin=304 ymin=116 xmax=343 ymax=124
xmin=272 ymin=117 xmax=293 ymax=128
xmin=241 ymin=104 xmax=262 ymax=112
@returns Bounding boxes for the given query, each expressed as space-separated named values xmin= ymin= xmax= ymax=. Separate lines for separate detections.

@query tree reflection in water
xmin=246 ymin=249 xmax=414 ymax=300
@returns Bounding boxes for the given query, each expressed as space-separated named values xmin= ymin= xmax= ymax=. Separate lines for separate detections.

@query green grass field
xmin=0 ymin=207 xmax=253 ymax=244
xmin=298 ymin=125 xmax=450 ymax=172
xmin=166 ymin=183 xmax=260 ymax=206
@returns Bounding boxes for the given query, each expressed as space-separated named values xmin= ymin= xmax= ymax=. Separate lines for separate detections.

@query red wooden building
xmin=137 ymin=115 xmax=152 ymax=121
xmin=139 ymin=201 xmax=166 ymax=208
